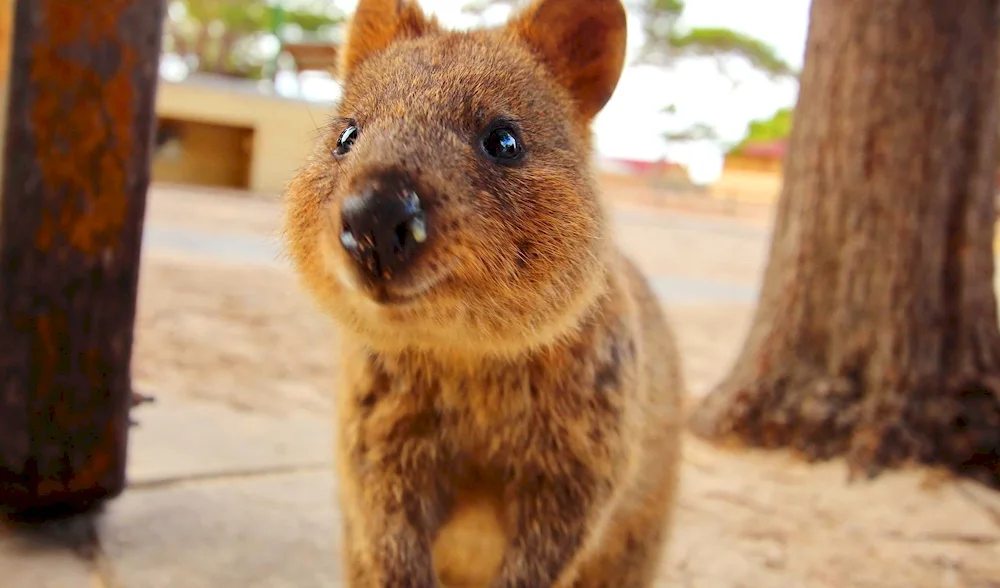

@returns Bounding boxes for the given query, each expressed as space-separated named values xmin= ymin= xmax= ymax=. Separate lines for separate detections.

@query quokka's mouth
xmin=368 ymin=269 xmax=455 ymax=306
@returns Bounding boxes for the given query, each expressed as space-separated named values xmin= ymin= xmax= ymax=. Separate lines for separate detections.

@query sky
xmin=315 ymin=0 xmax=812 ymax=182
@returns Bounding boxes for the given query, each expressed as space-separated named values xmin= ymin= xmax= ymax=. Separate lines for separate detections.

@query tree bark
xmin=0 ymin=0 xmax=163 ymax=518
xmin=690 ymin=0 xmax=1000 ymax=487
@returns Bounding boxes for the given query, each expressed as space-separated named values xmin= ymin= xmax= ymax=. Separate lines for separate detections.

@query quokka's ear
xmin=339 ymin=0 xmax=437 ymax=80
xmin=509 ymin=0 xmax=627 ymax=121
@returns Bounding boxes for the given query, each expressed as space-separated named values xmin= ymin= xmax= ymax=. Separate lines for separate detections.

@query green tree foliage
xmin=461 ymin=1 xmax=796 ymax=79
xmin=631 ymin=0 xmax=797 ymax=146
xmin=666 ymin=28 xmax=796 ymax=79
xmin=728 ymin=106 xmax=793 ymax=153
xmin=164 ymin=0 xmax=344 ymax=80
xmin=634 ymin=0 xmax=796 ymax=79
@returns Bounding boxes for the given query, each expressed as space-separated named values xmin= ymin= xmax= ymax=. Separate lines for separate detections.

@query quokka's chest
xmin=432 ymin=483 xmax=508 ymax=588
xmin=339 ymin=344 xmax=631 ymax=461
xmin=422 ymin=378 xmax=544 ymax=464
xmin=348 ymin=373 xmax=626 ymax=470
xmin=344 ymin=371 xmax=556 ymax=459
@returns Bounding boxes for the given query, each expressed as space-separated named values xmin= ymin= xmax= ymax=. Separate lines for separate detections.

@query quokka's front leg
xmin=490 ymin=439 xmax=618 ymax=588
xmin=340 ymin=396 xmax=453 ymax=587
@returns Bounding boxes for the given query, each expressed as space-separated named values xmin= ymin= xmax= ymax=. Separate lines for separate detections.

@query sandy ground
xmin=131 ymin=184 xmax=1000 ymax=587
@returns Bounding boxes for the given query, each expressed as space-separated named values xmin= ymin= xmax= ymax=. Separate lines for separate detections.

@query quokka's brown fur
xmin=282 ymin=0 xmax=685 ymax=585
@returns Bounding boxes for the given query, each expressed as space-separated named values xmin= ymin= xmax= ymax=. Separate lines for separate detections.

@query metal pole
xmin=0 ymin=0 xmax=164 ymax=519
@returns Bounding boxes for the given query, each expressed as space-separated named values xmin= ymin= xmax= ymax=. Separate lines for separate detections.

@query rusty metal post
xmin=0 ymin=0 xmax=13 ymax=193
xmin=0 ymin=0 xmax=164 ymax=518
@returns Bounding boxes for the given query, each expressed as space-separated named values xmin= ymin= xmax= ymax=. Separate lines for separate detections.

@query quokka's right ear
xmin=339 ymin=0 xmax=437 ymax=80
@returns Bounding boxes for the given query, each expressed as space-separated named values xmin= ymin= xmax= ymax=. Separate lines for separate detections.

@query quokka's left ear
xmin=508 ymin=0 xmax=628 ymax=120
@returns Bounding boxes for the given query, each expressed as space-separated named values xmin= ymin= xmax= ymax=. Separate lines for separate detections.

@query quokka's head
xmin=283 ymin=0 xmax=628 ymax=358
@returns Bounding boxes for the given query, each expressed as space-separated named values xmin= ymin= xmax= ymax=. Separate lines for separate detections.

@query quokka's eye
xmin=480 ymin=123 xmax=525 ymax=165
xmin=335 ymin=125 xmax=359 ymax=157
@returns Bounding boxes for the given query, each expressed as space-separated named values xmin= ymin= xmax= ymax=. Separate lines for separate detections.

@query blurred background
xmin=153 ymin=0 xmax=804 ymax=203
xmin=6 ymin=1 xmax=999 ymax=587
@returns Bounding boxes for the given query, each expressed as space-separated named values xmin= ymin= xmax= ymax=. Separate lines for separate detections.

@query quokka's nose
xmin=339 ymin=185 xmax=427 ymax=280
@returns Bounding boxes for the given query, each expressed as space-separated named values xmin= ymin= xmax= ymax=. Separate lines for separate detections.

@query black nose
xmin=339 ymin=187 xmax=427 ymax=280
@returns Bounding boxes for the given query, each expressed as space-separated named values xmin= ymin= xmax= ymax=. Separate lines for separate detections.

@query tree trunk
xmin=0 ymin=0 xmax=163 ymax=518
xmin=690 ymin=0 xmax=1000 ymax=487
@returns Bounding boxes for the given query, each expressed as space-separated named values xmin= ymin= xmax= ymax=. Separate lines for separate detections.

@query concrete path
xmin=3 ymin=395 xmax=338 ymax=588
